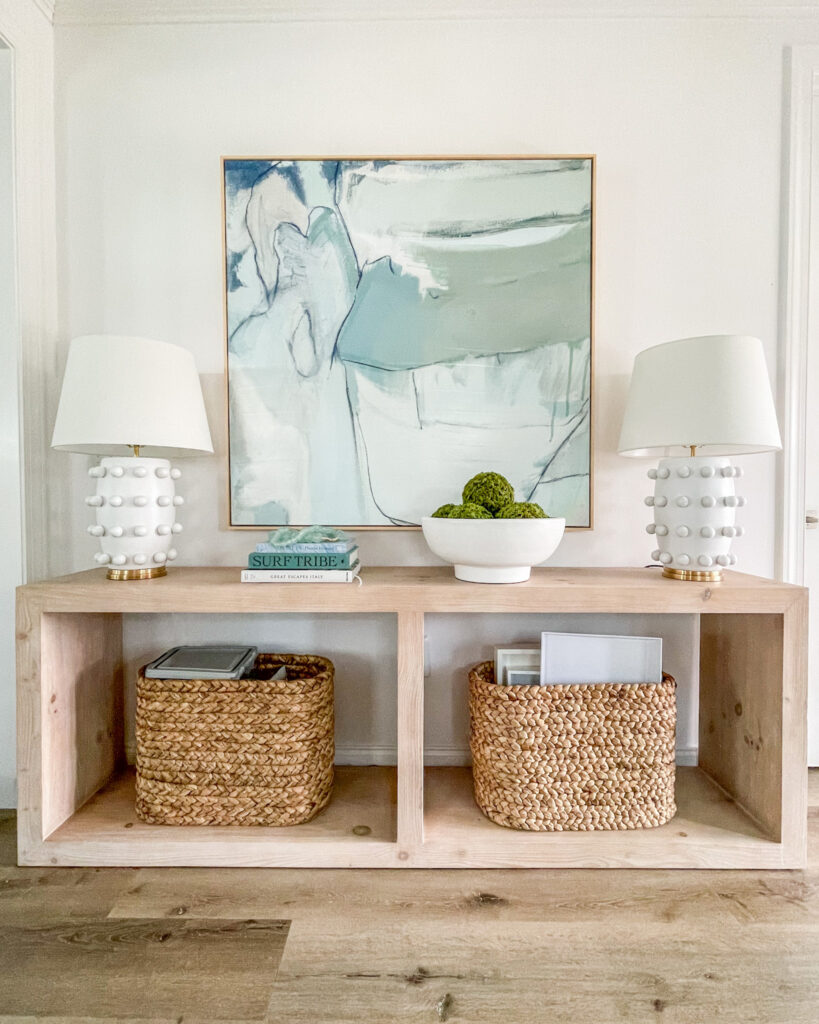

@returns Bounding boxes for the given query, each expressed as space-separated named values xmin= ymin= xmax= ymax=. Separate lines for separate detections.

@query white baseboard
xmin=0 ymin=775 xmax=16 ymax=809
xmin=125 ymin=743 xmax=699 ymax=769
xmin=335 ymin=744 xmax=468 ymax=766
xmin=336 ymin=745 xmax=700 ymax=767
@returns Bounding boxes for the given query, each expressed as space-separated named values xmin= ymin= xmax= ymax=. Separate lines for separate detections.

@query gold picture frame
xmin=222 ymin=155 xmax=595 ymax=531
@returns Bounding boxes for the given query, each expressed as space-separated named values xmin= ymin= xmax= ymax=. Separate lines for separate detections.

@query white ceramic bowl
xmin=421 ymin=516 xmax=566 ymax=583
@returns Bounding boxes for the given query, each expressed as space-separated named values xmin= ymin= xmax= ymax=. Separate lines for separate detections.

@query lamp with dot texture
xmin=618 ymin=335 xmax=781 ymax=582
xmin=51 ymin=335 xmax=213 ymax=580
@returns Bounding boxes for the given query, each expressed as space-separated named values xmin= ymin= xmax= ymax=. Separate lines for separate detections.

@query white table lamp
xmin=52 ymin=335 xmax=213 ymax=580
xmin=618 ymin=335 xmax=781 ymax=582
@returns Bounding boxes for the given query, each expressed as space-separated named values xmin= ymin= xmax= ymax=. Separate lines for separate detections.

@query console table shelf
xmin=16 ymin=566 xmax=808 ymax=869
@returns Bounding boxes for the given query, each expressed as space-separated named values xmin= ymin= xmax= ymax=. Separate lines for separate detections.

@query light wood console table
xmin=16 ymin=566 xmax=808 ymax=868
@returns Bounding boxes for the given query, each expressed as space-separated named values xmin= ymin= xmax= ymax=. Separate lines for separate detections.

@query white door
xmin=0 ymin=43 xmax=23 ymax=806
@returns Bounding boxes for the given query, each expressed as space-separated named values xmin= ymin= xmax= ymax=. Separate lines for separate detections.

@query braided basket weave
xmin=469 ymin=661 xmax=676 ymax=832
xmin=136 ymin=653 xmax=334 ymax=826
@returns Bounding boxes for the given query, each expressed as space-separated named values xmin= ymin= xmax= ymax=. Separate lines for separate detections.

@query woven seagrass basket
xmin=135 ymin=653 xmax=334 ymax=826
xmin=469 ymin=661 xmax=676 ymax=832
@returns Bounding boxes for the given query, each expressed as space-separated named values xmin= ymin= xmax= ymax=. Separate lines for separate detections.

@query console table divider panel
xmin=699 ymin=613 xmax=786 ymax=842
xmin=15 ymin=566 xmax=808 ymax=869
xmin=396 ymin=611 xmax=425 ymax=854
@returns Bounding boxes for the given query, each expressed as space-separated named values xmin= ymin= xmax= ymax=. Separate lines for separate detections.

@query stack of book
xmin=240 ymin=527 xmax=361 ymax=584
xmin=493 ymin=632 xmax=663 ymax=686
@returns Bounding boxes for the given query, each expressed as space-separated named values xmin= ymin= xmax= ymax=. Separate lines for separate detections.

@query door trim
xmin=780 ymin=46 xmax=819 ymax=586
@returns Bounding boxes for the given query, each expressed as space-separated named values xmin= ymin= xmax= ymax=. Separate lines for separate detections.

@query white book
xmin=540 ymin=631 xmax=663 ymax=685
xmin=241 ymin=562 xmax=361 ymax=584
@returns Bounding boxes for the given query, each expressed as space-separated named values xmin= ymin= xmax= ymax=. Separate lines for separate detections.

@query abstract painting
xmin=223 ymin=157 xmax=593 ymax=528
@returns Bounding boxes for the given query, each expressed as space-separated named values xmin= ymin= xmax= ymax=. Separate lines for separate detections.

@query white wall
xmin=0 ymin=43 xmax=21 ymax=806
xmin=51 ymin=12 xmax=818 ymax=765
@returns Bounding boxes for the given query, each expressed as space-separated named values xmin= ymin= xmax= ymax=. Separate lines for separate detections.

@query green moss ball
xmin=462 ymin=472 xmax=514 ymax=516
xmin=447 ymin=502 xmax=494 ymax=519
xmin=431 ymin=503 xmax=458 ymax=518
xmin=497 ymin=501 xmax=548 ymax=519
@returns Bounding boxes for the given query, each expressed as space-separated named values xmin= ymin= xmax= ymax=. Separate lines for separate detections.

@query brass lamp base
xmin=662 ymin=567 xmax=723 ymax=583
xmin=107 ymin=566 xmax=167 ymax=581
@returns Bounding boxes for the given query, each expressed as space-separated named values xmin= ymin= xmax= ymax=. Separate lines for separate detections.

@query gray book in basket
xmin=143 ymin=645 xmax=259 ymax=680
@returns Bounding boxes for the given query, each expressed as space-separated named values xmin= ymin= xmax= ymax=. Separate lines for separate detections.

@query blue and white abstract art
xmin=224 ymin=157 xmax=593 ymax=527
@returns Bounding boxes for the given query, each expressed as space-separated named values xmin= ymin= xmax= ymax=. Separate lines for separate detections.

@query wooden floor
xmin=0 ymin=772 xmax=817 ymax=1023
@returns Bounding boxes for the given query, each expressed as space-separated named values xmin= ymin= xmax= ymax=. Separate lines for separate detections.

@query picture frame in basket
xmin=223 ymin=156 xmax=595 ymax=530
xmin=493 ymin=644 xmax=542 ymax=686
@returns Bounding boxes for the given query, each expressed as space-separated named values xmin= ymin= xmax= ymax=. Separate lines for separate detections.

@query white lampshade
xmin=51 ymin=335 xmax=214 ymax=457
xmin=618 ymin=335 xmax=782 ymax=457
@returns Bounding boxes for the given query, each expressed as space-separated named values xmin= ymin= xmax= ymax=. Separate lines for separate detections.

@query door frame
xmin=0 ymin=0 xmax=56 ymax=585
xmin=780 ymin=45 xmax=819 ymax=587
xmin=780 ymin=45 xmax=819 ymax=765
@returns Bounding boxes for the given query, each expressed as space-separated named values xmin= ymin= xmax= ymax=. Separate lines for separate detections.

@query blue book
xmin=260 ymin=527 xmax=355 ymax=553
xmin=255 ymin=540 xmax=356 ymax=554
xmin=249 ymin=549 xmax=358 ymax=569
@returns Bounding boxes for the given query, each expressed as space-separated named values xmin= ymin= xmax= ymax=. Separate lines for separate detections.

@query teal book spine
xmin=247 ymin=549 xmax=358 ymax=570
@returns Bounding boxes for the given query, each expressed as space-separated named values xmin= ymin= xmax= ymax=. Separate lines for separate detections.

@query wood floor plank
xmin=0 ymin=1018 xmax=184 ymax=1023
xmin=269 ymin=919 xmax=819 ymax=1024
xmin=0 ymin=918 xmax=289 ymax=1019
xmin=0 ymin=1019 xmax=188 ymax=1024
xmin=109 ymin=867 xmax=733 ymax=924
xmin=267 ymin=972 xmax=819 ymax=1024
xmin=0 ymin=1018 xmax=260 ymax=1024
xmin=0 ymin=864 xmax=138 ymax=927
xmin=109 ymin=864 xmax=819 ymax=931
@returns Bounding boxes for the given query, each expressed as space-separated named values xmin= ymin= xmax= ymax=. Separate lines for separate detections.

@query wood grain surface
xmin=0 ymin=784 xmax=817 ymax=1022
xmin=16 ymin=567 xmax=808 ymax=869
xmin=40 ymin=767 xmax=398 ymax=867
xmin=0 ymin=917 xmax=288 ymax=1019
xmin=40 ymin=612 xmax=124 ymax=837
xmin=27 ymin=765 xmax=791 ymax=869
xmin=397 ymin=611 xmax=424 ymax=851
xmin=18 ymin=565 xmax=805 ymax=615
